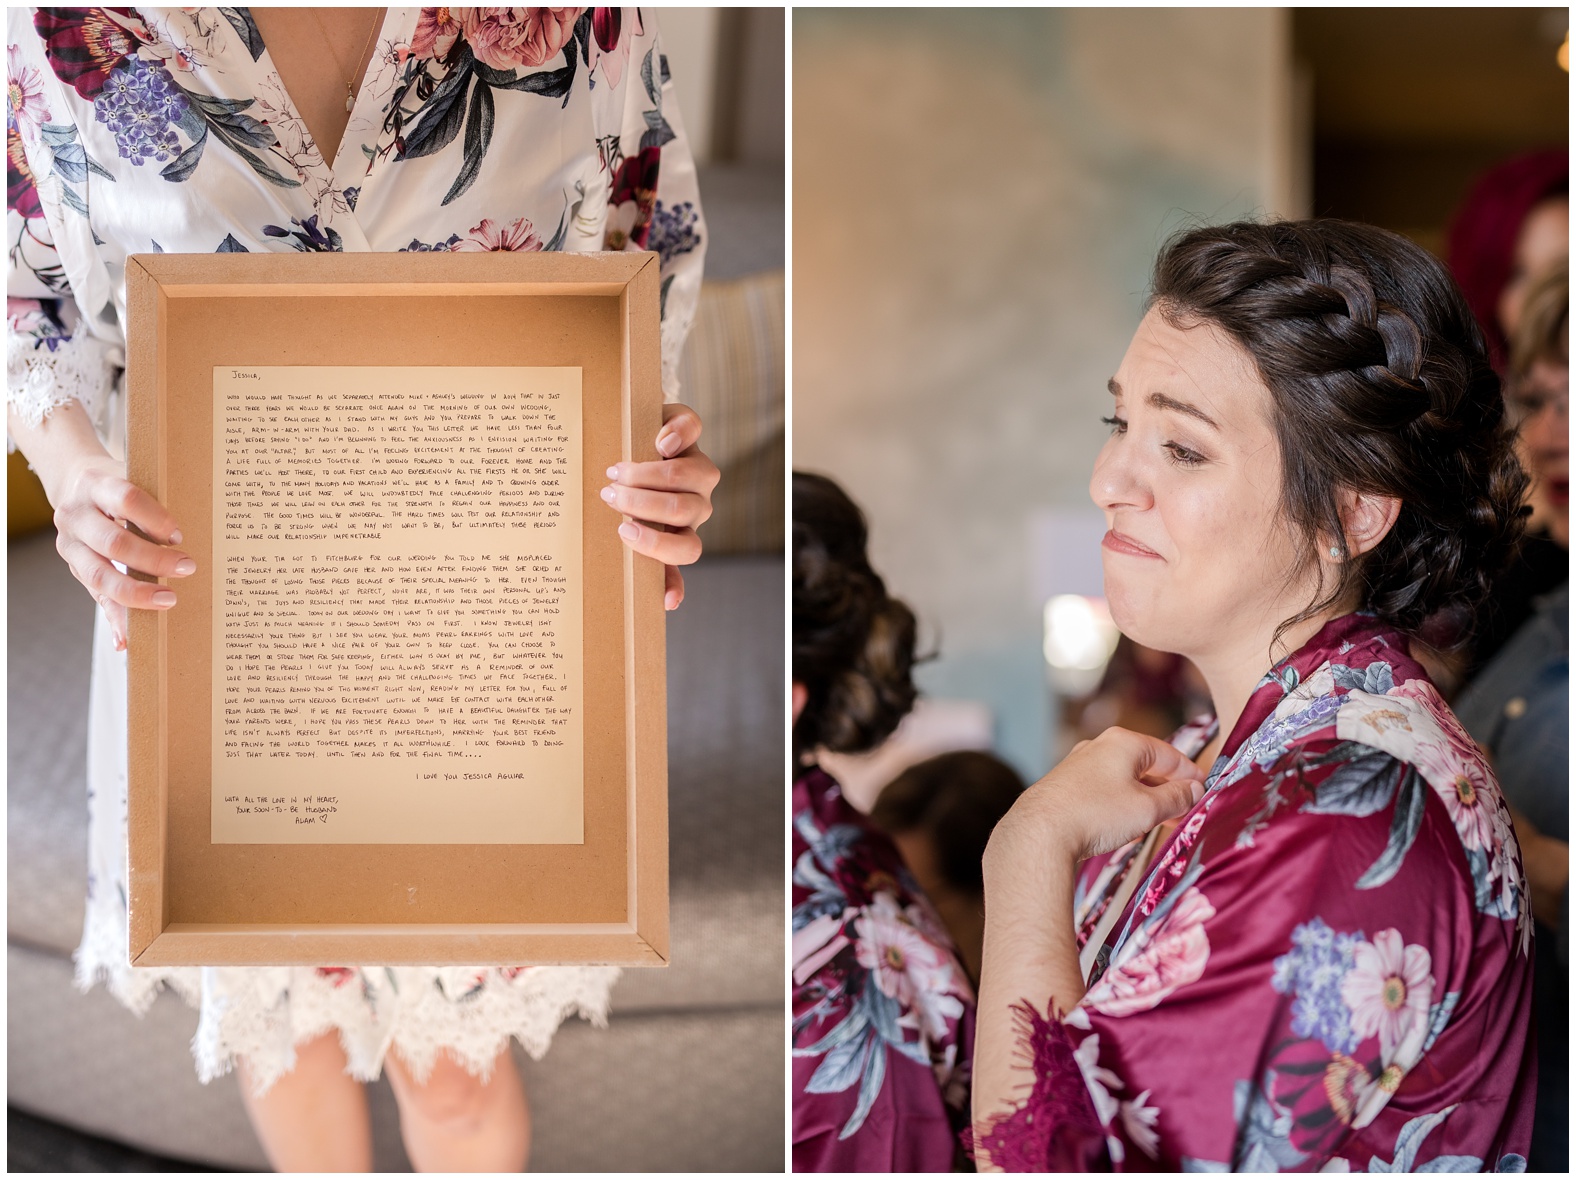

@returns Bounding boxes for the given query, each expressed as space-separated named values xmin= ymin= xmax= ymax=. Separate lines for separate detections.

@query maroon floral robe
xmin=974 ymin=614 xmax=1535 ymax=1172
xmin=793 ymin=767 xmax=976 ymax=1171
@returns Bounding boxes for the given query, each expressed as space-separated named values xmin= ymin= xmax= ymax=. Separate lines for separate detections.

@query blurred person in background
xmin=971 ymin=220 xmax=1533 ymax=1171
xmin=1067 ymin=635 xmax=1211 ymax=744
xmin=791 ymin=471 xmax=975 ymax=1171
xmin=1447 ymin=148 xmax=1567 ymax=374
xmin=1454 ymin=261 xmax=1568 ymax=1174
xmin=1440 ymin=149 xmax=1568 ymax=680
xmin=869 ymin=750 xmax=1028 ymax=984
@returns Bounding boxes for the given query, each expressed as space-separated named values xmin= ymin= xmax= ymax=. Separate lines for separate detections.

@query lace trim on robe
xmin=966 ymin=1002 xmax=1110 ymax=1172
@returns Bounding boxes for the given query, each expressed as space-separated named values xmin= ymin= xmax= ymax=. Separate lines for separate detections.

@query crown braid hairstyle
xmin=1150 ymin=220 xmax=1528 ymax=640
xmin=793 ymin=472 xmax=918 ymax=763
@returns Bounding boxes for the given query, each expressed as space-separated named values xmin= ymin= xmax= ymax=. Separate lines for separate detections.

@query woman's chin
xmin=1104 ymin=588 xmax=1155 ymax=648
xmin=1104 ymin=590 xmax=1192 ymax=658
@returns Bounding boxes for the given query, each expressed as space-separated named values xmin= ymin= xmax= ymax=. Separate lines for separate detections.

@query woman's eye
xmin=1100 ymin=415 xmax=1127 ymax=435
xmin=1165 ymin=442 xmax=1204 ymax=466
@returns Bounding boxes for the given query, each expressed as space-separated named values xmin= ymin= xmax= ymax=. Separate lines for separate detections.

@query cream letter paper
xmin=212 ymin=366 xmax=583 ymax=844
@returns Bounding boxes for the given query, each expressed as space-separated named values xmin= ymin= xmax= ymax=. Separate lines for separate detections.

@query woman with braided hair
xmin=970 ymin=220 xmax=1535 ymax=1171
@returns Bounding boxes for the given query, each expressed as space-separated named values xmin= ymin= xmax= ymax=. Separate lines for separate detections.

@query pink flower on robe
xmin=411 ymin=8 xmax=463 ymax=62
xmin=7 ymin=47 xmax=50 ymax=139
xmin=453 ymin=216 xmax=542 ymax=251
xmin=1340 ymin=928 xmax=1433 ymax=1063
xmin=854 ymin=896 xmax=953 ymax=1010
xmin=791 ymin=911 xmax=849 ymax=986
xmin=1410 ymin=729 xmax=1498 ymax=853
xmin=462 ymin=7 xmax=584 ymax=72
xmin=587 ymin=6 xmax=638 ymax=87
xmin=1082 ymin=886 xmax=1216 ymax=1017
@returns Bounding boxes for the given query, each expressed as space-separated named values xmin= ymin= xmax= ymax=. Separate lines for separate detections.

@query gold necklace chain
xmin=306 ymin=8 xmax=385 ymax=112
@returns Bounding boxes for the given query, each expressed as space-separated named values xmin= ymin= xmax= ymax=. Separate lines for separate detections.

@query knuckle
xmin=100 ymin=524 xmax=132 ymax=562
xmin=113 ymin=482 xmax=140 ymax=518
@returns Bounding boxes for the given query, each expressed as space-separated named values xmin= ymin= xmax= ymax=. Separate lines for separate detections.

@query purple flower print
xmin=649 ymin=199 xmax=700 ymax=265
xmin=92 ymin=58 xmax=187 ymax=164
xmin=1271 ymin=917 xmax=1364 ymax=1055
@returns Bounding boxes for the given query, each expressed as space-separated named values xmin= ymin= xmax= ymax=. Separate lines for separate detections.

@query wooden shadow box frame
xmin=125 ymin=252 xmax=668 ymax=968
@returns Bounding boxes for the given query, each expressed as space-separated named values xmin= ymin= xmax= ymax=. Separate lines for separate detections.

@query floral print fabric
xmin=7 ymin=6 xmax=705 ymax=443
xmin=6 ymin=6 xmax=704 ymax=1093
xmin=792 ymin=767 xmax=976 ymax=1171
xmin=975 ymin=613 xmax=1535 ymax=1172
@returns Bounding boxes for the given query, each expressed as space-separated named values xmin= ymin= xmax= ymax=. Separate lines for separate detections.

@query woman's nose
xmin=1090 ymin=437 xmax=1151 ymax=513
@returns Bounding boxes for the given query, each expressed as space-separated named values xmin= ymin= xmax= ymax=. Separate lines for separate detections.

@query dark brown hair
xmin=792 ymin=471 xmax=917 ymax=761
xmin=870 ymin=750 xmax=1025 ymax=895
xmin=1150 ymin=219 xmax=1528 ymax=640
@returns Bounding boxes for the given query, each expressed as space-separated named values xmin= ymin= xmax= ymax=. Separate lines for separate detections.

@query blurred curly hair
xmin=792 ymin=472 xmax=917 ymax=762
xmin=1150 ymin=219 xmax=1528 ymax=643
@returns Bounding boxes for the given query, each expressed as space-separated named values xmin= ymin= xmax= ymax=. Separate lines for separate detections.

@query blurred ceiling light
xmin=1043 ymin=595 xmax=1122 ymax=696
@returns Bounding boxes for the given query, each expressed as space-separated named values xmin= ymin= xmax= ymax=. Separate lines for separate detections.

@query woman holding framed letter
xmin=969 ymin=221 xmax=1536 ymax=1171
xmin=7 ymin=6 xmax=718 ymax=1170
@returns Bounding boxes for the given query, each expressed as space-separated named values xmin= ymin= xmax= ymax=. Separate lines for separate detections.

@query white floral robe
xmin=6 ymin=6 xmax=705 ymax=1093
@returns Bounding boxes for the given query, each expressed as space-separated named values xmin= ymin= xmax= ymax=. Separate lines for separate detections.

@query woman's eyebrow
xmin=1106 ymin=378 xmax=1220 ymax=429
xmin=1150 ymin=390 xmax=1220 ymax=430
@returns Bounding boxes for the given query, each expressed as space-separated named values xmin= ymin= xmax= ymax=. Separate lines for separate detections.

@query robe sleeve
xmin=6 ymin=13 xmax=122 ymax=451
xmin=791 ymin=772 xmax=975 ymax=1172
xmin=975 ymin=741 xmax=1532 ymax=1172
xmin=594 ymin=9 xmax=707 ymax=402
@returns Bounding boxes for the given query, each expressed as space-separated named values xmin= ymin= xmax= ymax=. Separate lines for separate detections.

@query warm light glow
xmin=1043 ymin=595 xmax=1121 ymax=672
xmin=1561 ymin=30 xmax=1569 ymax=72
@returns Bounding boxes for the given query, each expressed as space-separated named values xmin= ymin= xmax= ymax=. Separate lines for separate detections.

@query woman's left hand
xmin=984 ymin=727 xmax=1207 ymax=891
xmin=973 ymin=727 xmax=1207 ymax=1167
xmin=602 ymin=403 xmax=720 ymax=610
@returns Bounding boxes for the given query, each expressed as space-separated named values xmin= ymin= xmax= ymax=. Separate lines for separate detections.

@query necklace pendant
xmin=345 ymin=84 xmax=355 ymax=113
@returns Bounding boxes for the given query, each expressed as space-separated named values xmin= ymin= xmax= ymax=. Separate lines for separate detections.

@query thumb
xmin=106 ymin=599 xmax=128 ymax=652
xmin=1149 ymin=776 xmax=1205 ymax=824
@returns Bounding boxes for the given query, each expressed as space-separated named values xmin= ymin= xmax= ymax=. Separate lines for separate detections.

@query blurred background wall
xmin=1300 ymin=8 xmax=1568 ymax=251
xmin=793 ymin=7 xmax=1568 ymax=789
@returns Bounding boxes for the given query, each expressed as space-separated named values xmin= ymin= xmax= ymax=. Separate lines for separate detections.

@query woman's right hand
xmin=49 ymin=452 xmax=194 ymax=651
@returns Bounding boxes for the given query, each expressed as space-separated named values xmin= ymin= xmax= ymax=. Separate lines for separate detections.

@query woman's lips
xmin=1102 ymin=529 xmax=1162 ymax=559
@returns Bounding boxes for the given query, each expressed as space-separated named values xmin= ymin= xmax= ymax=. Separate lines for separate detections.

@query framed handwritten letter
xmin=124 ymin=252 xmax=668 ymax=968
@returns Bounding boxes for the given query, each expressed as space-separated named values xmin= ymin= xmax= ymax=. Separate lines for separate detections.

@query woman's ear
xmin=792 ymin=681 xmax=809 ymax=724
xmin=1335 ymin=489 xmax=1403 ymax=558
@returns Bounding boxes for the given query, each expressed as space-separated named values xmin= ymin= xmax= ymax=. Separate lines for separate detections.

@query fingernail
xmin=657 ymin=432 xmax=682 ymax=458
xmin=169 ymin=529 xmax=183 ymax=545
xmin=114 ymin=633 xmax=126 ymax=652
xmin=606 ymin=465 xmax=621 ymax=480
xmin=665 ymin=590 xmax=680 ymax=611
xmin=618 ymin=522 xmax=640 ymax=543
xmin=152 ymin=590 xmax=177 ymax=607
xmin=174 ymin=558 xmax=197 ymax=576
xmin=599 ymin=486 xmax=617 ymax=506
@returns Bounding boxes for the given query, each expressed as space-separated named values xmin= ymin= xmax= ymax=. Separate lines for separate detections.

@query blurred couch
xmin=7 ymin=161 xmax=785 ymax=1172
